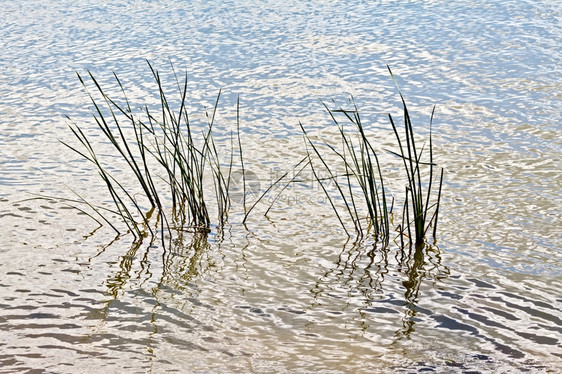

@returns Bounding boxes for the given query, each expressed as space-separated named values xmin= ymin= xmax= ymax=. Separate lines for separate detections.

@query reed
xmin=296 ymin=99 xmax=391 ymax=243
xmin=293 ymin=72 xmax=443 ymax=246
xmin=387 ymin=66 xmax=444 ymax=246
xmin=63 ymin=61 xmax=238 ymax=241
xmin=62 ymin=63 xmax=442 ymax=247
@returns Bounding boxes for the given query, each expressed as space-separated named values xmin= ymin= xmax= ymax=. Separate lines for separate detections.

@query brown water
xmin=1 ymin=0 xmax=561 ymax=372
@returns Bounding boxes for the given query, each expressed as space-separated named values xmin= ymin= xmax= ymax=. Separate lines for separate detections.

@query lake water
xmin=1 ymin=0 xmax=561 ymax=372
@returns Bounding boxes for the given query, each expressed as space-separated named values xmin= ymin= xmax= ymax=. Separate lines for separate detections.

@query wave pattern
xmin=1 ymin=0 xmax=561 ymax=372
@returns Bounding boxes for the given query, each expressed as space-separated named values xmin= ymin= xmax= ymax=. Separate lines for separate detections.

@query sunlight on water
xmin=1 ymin=0 xmax=561 ymax=372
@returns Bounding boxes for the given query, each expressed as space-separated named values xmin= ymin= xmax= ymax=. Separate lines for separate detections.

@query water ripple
xmin=1 ymin=0 xmax=561 ymax=372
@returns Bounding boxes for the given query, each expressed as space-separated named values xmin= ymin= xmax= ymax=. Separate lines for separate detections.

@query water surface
xmin=1 ymin=0 xmax=561 ymax=372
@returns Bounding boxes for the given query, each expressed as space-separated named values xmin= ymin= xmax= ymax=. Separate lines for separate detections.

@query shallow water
xmin=1 ymin=0 xmax=561 ymax=372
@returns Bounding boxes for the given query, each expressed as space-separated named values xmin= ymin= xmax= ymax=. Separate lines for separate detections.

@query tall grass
xmin=298 ymin=100 xmax=391 ymax=242
xmin=62 ymin=63 xmax=442 ymax=247
xmin=387 ymin=67 xmax=444 ymax=246
xmin=63 ymin=61 xmax=238 ymax=242
xmin=293 ymin=71 xmax=443 ymax=246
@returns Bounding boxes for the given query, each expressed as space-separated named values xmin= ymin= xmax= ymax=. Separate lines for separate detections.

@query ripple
xmin=1 ymin=0 xmax=562 ymax=372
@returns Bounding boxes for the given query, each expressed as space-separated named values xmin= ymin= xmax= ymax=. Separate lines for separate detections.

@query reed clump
xmin=387 ymin=67 xmax=444 ymax=246
xmin=63 ymin=63 xmax=442 ymax=247
xmin=285 ymin=68 xmax=443 ymax=247
xmin=63 ymin=61 xmax=239 ymax=242
xmin=298 ymin=99 xmax=391 ymax=243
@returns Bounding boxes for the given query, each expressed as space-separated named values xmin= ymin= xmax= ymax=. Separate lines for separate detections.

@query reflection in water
xmin=312 ymin=236 xmax=450 ymax=342
xmin=0 ymin=207 xmax=559 ymax=371
xmin=162 ymin=232 xmax=215 ymax=291
xmin=395 ymin=242 xmax=450 ymax=340
xmin=102 ymin=231 xmax=216 ymax=308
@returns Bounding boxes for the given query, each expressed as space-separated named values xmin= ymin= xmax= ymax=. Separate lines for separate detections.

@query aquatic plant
xmin=387 ymin=66 xmax=444 ymax=246
xmin=292 ymin=69 xmax=443 ymax=247
xmin=62 ymin=62 xmax=442 ymax=248
xmin=299 ymin=100 xmax=391 ymax=242
xmin=62 ymin=61 xmax=239 ymax=241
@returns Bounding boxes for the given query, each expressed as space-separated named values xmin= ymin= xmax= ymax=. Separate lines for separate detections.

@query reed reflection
xmin=312 ymin=237 xmax=449 ymax=340
xmin=311 ymin=237 xmax=392 ymax=307
xmin=395 ymin=242 xmax=450 ymax=340
xmin=97 ymin=229 xmax=223 ymax=323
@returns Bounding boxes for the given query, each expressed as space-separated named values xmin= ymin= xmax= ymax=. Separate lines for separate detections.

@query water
xmin=1 ymin=0 xmax=561 ymax=372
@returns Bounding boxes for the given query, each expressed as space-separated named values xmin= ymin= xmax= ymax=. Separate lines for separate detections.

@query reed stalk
xmin=387 ymin=66 xmax=444 ymax=246
xmin=299 ymin=99 xmax=391 ymax=243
